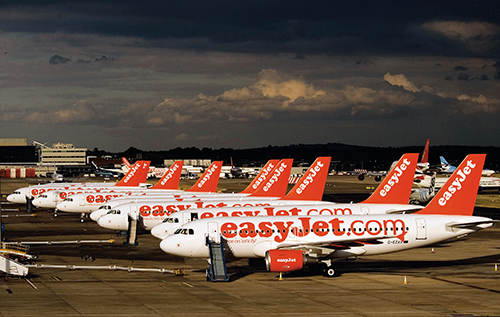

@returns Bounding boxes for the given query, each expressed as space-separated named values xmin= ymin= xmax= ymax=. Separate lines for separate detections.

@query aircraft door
xmin=182 ymin=213 xmax=191 ymax=225
xmin=207 ymin=222 xmax=219 ymax=243
xmin=415 ymin=218 xmax=427 ymax=240
xmin=130 ymin=205 xmax=138 ymax=220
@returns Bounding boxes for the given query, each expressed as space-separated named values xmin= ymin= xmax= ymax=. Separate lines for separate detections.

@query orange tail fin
xmin=281 ymin=157 xmax=331 ymax=201
xmin=115 ymin=161 xmax=150 ymax=187
xmin=187 ymin=161 xmax=223 ymax=192
xmin=421 ymin=139 xmax=430 ymax=163
xmin=151 ymin=161 xmax=184 ymax=190
xmin=416 ymin=154 xmax=485 ymax=216
xmin=239 ymin=159 xmax=280 ymax=194
xmin=361 ymin=153 xmax=418 ymax=204
xmin=250 ymin=159 xmax=293 ymax=197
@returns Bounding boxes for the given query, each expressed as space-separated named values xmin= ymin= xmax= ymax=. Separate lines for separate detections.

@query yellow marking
xmin=182 ymin=282 xmax=194 ymax=288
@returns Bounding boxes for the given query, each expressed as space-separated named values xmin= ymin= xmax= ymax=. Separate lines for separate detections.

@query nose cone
xmin=97 ymin=214 xmax=129 ymax=230
xmin=56 ymin=202 xmax=71 ymax=212
xmin=7 ymin=194 xmax=22 ymax=203
xmin=31 ymin=198 xmax=43 ymax=207
xmin=32 ymin=198 xmax=54 ymax=208
xmin=159 ymin=235 xmax=208 ymax=257
xmin=90 ymin=210 xmax=108 ymax=222
xmin=151 ymin=224 xmax=172 ymax=239
xmin=159 ymin=236 xmax=183 ymax=256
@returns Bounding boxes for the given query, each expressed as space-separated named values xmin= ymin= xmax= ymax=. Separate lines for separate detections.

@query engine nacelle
xmin=265 ymin=250 xmax=318 ymax=272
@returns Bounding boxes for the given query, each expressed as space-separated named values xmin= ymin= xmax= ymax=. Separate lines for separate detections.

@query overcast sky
xmin=1 ymin=1 xmax=499 ymax=151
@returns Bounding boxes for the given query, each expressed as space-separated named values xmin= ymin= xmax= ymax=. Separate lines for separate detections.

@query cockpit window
xmin=110 ymin=209 xmax=121 ymax=215
xmin=64 ymin=198 xmax=73 ymax=202
xmin=162 ymin=218 xmax=180 ymax=223
xmin=174 ymin=228 xmax=194 ymax=235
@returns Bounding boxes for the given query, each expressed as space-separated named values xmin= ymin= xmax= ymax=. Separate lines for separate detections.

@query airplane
xmin=95 ymin=158 xmax=299 ymax=230
xmin=440 ymin=156 xmax=495 ymax=176
xmin=55 ymin=160 xmax=224 ymax=215
xmin=91 ymin=161 xmax=127 ymax=177
xmin=32 ymin=161 xmax=185 ymax=210
xmin=151 ymin=153 xmax=422 ymax=239
xmin=46 ymin=172 xmax=64 ymax=182
xmin=357 ymin=139 xmax=430 ymax=182
xmin=221 ymin=158 xmax=259 ymax=179
xmin=408 ymin=173 xmax=436 ymax=205
xmin=123 ymin=157 xmax=205 ymax=179
xmin=89 ymin=159 xmax=281 ymax=221
xmin=417 ymin=138 xmax=430 ymax=173
xmin=6 ymin=161 xmax=151 ymax=204
xmin=123 ymin=157 xmax=167 ymax=178
xmin=159 ymin=154 xmax=494 ymax=278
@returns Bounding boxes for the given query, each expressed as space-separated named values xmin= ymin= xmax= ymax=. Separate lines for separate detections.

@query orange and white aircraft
xmin=95 ymin=158 xmax=299 ymax=230
xmin=55 ymin=161 xmax=223 ymax=215
xmin=7 ymin=161 xmax=151 ymax=204
xmin=151 ymin=153 xmax=422 ymax=239
xmin=32 ymin=161 xmax=185 ymax=210
xmin=160 ymin=154 xmax=493 ymax=277
xmin=88 ymin=159 xmax=281 ymax=221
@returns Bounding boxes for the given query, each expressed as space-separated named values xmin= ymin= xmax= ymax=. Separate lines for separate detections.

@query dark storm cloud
xmin=49 ymin=54 xmax=71 ymax=64
xmin=49 ymin=54 xmax=116 ymax=64
xmin=2 ymin=0 xmax=500 ymax=57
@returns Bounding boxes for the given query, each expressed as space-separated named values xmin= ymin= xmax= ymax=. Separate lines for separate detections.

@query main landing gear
xmin=323 ymin=266 xmax=336 ymax=277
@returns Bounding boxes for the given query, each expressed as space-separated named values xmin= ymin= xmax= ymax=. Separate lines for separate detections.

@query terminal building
xmin=0 ymin=139 xmax=89 ymax=178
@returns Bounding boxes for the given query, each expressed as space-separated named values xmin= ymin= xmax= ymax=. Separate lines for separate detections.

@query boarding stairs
xmin=205 ymin=235 xmax=229 ymax=282
xmin=125 ymin=215 xmax=138 ymax=245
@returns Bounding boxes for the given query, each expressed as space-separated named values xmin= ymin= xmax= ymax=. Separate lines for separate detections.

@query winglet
xmin=249 ymin=159 xmax=293 ymax=197
xmin=416 ymin=154 xmax=485 ymax=216
xmin=281 ymin=157 xmax=331 ymax=201
xmin=151 ymin=161 xmax=184 ymax=190
xmin=361 ymin=153 xmax=418 ymax=204
xmin=187 ymin=161 xmax=223 ymax=192
xmin=239 ymin=159 xmax=280 ymax=194
xmin=115 ymin=161 xmax=150 ymax=187
xmin=421 ymin=139 xmax=430 ymax=163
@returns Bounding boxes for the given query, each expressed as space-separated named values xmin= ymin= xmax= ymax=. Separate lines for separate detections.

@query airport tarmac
xmin=1 ymin=176 xmax=500 ymax=316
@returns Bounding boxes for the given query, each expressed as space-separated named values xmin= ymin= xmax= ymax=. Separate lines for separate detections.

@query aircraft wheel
xmin=53 ymin=213 xmax=58 ymax=218
xmin=80 ymin=218 xmax=85 ymax=223
xmin=358 ymin=174 xmax=365 ymax=181
xmin=323 ymin=266 xmax=336 ymax=277
xmin=375 ymin=175 xmax=381 ymax=182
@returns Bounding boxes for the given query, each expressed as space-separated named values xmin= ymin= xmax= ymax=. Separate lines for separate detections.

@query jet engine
xmin=265 ymin=249 xmax=318 ymax=272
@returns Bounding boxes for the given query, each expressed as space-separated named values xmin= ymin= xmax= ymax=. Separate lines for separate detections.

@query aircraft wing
xmin=276 ymin=235 xmax=397 ymax=252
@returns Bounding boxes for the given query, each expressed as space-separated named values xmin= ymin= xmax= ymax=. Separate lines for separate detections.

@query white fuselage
xmin=96 ymin=199 xmax=336 ymax=231
xmin=415 ymin=175 xmax=500 ymax=190
xmin=150 ymin=203 xmax=423 ymax=239
xmin=32 ymin=187 xmax=168 ymax=209
xmin=159 ymin=214 xmax=492 ymax=259
xmin=6 ymin=182 xmax=134 ymax=204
